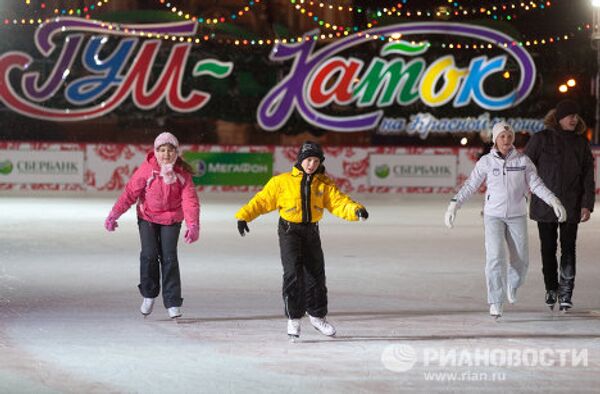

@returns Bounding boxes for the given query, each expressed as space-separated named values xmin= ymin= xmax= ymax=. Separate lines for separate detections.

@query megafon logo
xmin=0 ymin=17 xmax=233 ymax=121
xmin=0 ymin=160 xmax=13 ymax=175
xmin=194 ymin=159 xmax=207 ymax=177
xmin=257 ymin=22 xmax=536 ymax=132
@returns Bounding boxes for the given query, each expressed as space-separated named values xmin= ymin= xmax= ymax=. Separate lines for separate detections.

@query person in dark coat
xmin=524 ymin=99 xmax=595 ymax=311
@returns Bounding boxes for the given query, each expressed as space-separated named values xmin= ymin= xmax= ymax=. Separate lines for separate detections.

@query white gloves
xmin=445 ymin=200 xmax=458 ymax=229
xmin=549 ymin=197 xmax=567 ymax=223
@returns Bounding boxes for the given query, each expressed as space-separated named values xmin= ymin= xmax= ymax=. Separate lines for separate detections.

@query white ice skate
xmin=489 ymin=303 xmax=503 ymax=320
xmin=308 ymin=315 xmax=336 ymax=336
xmin=168 ymin=306 xmax=182 ymax=319
xmin=287 ymin=319 xmax=301 ymax=342
xmin=507 ymin=285 xmax=517 ymax=304
xmin=140 ymin=298 xmax=155 ymax=317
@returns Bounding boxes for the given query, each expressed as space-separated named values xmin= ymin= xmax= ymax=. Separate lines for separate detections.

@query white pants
xmin=483 ymin=215 xmax=529 ymax=304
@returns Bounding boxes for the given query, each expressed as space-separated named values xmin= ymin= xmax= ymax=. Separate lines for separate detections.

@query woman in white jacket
xmin=445 ymin=122 xmax=567 ymax=318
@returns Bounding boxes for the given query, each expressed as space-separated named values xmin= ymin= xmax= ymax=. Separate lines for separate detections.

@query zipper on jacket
xmin=301 ymin=173 xmax=312 ymax=223
xmin=502 ymin=155 xmax=508 ymax=218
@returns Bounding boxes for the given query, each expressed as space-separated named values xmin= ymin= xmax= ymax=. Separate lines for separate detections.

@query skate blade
xmin=288 ymin=334 xmax=299 ymax=343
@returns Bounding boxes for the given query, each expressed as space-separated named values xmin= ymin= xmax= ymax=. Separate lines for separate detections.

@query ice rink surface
xmin=1 ymin=193 xmax=599 ymax=393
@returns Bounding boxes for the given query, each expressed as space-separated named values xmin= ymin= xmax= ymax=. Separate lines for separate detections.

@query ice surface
xmin=1 ymin=194 xmax=599 ymax=393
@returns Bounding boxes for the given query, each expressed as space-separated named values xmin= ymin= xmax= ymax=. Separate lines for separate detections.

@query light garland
xmin=368 ymin=0 xmax=552 ymax=21
xmin=52 ymin=1 xmax=110 ymax=18
xmin=289 ymin=0 xmax=382 ymax=32
xmin=0 ymin=18 xmax=593 ymax=50
xmin=158 ymin=0 xmax=261 ymax=26
xmin=6 ymin=0 xmax=109 ymax=20
xmin=0 ymin=2 xmax=592 ymax=50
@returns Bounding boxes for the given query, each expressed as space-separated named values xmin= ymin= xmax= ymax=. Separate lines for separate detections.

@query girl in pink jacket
xmin=104 ymin=132 xmax=200 ymax=319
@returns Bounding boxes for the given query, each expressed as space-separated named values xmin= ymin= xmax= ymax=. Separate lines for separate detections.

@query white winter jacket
xmin=454 ymin=147 xmax=556 ymax=218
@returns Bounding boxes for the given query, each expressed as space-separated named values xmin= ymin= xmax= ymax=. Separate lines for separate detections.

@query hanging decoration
xmin=158 ymin=0 xmax=261 ymax=26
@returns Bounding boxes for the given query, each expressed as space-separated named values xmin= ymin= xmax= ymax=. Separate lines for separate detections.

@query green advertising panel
xmin=183 ymin=152 xmax=273 ymax=186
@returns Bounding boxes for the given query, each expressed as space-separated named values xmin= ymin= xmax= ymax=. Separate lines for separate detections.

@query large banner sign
xmin=0 ymin=18 xmax=233 ymax=121
xmin=0 ymin=149 xmax=84 ymax=184
xmin=0 ymin=18 xmax=538 ymax=135
xmin=257 ymin=22 xmax=536 ymax=132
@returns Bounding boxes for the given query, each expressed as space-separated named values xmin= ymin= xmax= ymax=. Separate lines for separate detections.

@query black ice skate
xmin=545 ymin=290 xmax=557 ymax=311
xmin=558 ymin=294 xmax=573 ymax=312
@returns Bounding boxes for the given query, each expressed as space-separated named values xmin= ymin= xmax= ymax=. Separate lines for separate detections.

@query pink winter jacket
xmin=110 ymin=153 xmax=200 ymax=228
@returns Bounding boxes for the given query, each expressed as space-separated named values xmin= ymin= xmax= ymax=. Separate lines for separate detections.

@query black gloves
xmin=237 ymin=220 xmax=250 ymax=236
xmin=356 ymin=208 xmax=369 ymax=220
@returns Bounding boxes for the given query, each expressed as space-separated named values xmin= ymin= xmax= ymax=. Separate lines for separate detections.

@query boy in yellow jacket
xmin=236 ymin=141 xmax=368 ymax=340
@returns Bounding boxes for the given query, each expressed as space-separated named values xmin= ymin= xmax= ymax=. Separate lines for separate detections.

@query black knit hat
xmin=296 ymin=140 xmax=325 ymax=164
xmin=555 ymin=99 xmax=580 ymax=121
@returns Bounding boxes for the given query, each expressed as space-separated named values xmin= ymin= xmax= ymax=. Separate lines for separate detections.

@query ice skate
xmin=545 ymin=290 xmax=557 ymax=311
xmin=308 ymin=315 xmax=336 ymax=336
xmin=489 ymin=303 xmax=503 ymax=320
xmin=140 ymin=298 xmax=155 ymax=317
xmin=559 ymin=294 xmax=572 ymax=313
xmin=507 ymin=285 xmax=517 ymax=304
xmin=168 ymin=306 xmax=182 ymax=319
xmin=287 ymin=319 xmax=301 ymax=342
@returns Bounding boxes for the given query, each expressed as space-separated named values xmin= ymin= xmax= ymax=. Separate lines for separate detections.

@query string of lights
xmin=158 ymin=0 xmax=260 ymax=26
xmin=0 ymin=16 xmax=593 ymax=50
xmin=0 ymin=1 xmax=591 ymax=51
xmin=8 ymin=0 xmax=109 ymax=20
xmin=288 ymin=0 xmax=378 ymax=32
xmin=367 ymin=1 xmax=552 ymax=21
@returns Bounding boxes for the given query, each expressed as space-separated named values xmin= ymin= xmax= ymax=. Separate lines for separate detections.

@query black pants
xmin=138 ymin=219 xmax=183 ymax=308
xmin=278 ymin=218 xmax=328 ymax=319
xmin=537 ymin=222 xmax=579 ymax=298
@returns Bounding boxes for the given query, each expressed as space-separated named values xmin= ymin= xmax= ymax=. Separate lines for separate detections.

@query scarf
xmin=159 ymin=163 xmax=177 ymax=184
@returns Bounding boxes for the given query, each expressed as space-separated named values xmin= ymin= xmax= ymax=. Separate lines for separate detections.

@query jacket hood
xmin=145 ymin=152 xmax=159 ymax=168
xmin=543 ymin=109 xmax=587 ymax=135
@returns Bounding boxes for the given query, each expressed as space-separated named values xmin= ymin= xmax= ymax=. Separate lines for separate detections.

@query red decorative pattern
xmin=94 ymin=145 xmax=137 ymax=161
xmin=98 ymin=165 xmax=135 ymax=191
xmin=282 ymin=147 xmax=298 ymax=163
xmin=342 ymin=157 xmax=369 ymax=178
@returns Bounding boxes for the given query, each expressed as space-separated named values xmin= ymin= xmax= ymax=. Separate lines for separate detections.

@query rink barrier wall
xmin=1 ymin=142 xmax=600 ymax=194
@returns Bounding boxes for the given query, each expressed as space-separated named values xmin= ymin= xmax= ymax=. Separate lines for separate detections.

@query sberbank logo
xmin=375 ymin=164 xmax=390 ymax=179
xmin=0 ymin=160 xmax=13 ymax=175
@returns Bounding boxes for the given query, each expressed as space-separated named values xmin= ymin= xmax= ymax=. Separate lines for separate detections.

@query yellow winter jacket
xmin=236 ymin=166 xmax=364 ymax=223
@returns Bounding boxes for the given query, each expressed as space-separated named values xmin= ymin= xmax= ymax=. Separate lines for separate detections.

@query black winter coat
xmin=524 ymin=110 xmax=595 ymax=223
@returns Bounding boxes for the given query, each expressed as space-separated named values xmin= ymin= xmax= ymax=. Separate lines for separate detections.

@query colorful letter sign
xmin=257 ymin=23 xmax=536 ymax=132
xmin=0 ymin=17 xmax=233 ymax=121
